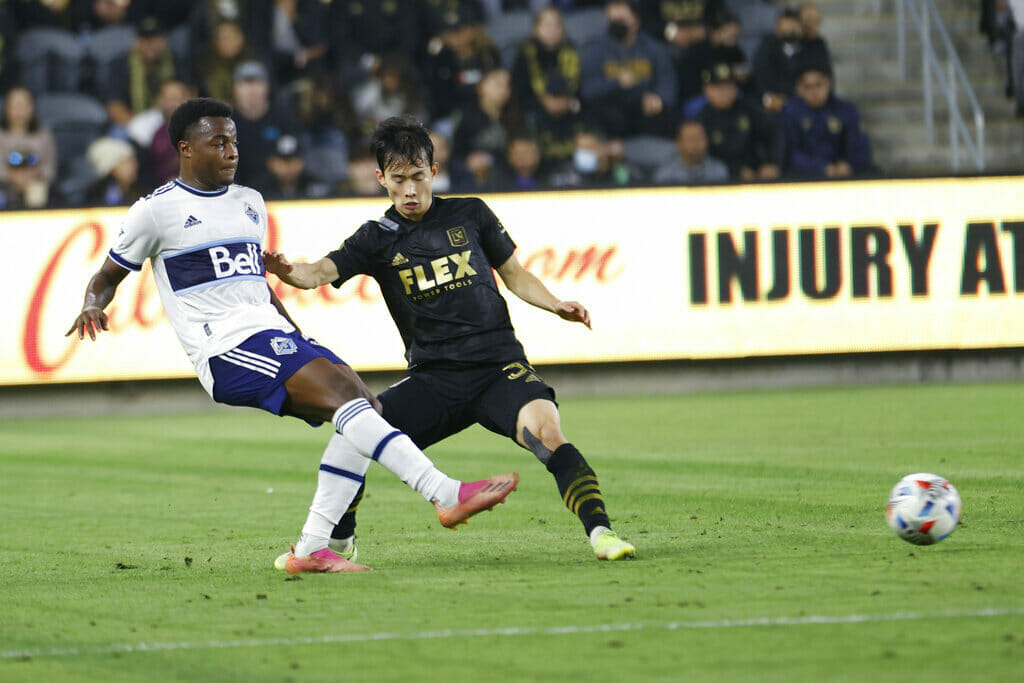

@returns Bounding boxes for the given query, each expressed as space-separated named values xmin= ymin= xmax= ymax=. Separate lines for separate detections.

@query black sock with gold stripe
xmin=331 ymin=483 xmax=364 ymax=540
xmin=546 ymin=443 xmax=611 ymax=535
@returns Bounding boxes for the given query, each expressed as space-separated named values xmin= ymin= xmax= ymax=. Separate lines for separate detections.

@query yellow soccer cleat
xmin=593 ymin=530 xmax=637 ymax=561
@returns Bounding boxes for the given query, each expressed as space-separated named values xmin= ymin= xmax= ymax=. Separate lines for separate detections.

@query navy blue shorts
xmin=209 ymin=330 xmax=345 ymax=421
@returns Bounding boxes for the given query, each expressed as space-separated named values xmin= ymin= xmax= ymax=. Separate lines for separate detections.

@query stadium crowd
xmin=0 ymin=0 xmax=873 ymax=209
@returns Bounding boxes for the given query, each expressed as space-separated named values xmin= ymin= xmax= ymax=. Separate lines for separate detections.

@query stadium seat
xmin=14 ymin=28 xmax=86 ymax=93
xmin=564 ymin=8 xmax=606 ymax=48
xmin=622 ymin=135 xmax=679 ymax=177
xmin=86 ymin=25 xmax=137 ymax=100
xmin=35 ymin=93 xmax=109 ymax=197
xmin=486 ymin=10 xmax=533 ymax=53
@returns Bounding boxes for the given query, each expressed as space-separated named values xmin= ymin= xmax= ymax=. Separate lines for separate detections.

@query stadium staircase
xmin=816 ymin=0 xmax=1021 ymax=175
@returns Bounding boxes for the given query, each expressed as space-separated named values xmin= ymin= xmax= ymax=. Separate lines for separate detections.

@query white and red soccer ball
xmin=886 ymin=473 xmax=962 ymax=545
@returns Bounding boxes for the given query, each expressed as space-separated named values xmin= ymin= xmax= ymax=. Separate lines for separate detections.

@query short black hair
xmin=371 ymin=116 xmax=433 ymax=173
xmin=167 ymin=98 xmax=233 ymax=149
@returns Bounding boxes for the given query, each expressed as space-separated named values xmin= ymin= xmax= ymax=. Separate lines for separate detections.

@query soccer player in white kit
xmin=66 ymin=98 xmax=518 ymax=574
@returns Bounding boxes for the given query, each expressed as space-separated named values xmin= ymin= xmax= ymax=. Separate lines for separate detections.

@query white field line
xmin=3 ymin=607 xmax=1022 ymax=660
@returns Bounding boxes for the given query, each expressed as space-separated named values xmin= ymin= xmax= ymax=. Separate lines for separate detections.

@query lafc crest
xmin=447 ymin=226 xmax=468 ymax=247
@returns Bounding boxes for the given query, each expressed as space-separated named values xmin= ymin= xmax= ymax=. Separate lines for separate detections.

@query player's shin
xmin=546 ymin=443 xmax=612 ymax=535
xmin=295 ymin=434 xmax=370 ymax=557
xmin=332 ymin=399 xmax=459 ymax=507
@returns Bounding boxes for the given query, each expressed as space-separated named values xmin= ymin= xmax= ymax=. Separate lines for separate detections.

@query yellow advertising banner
xmin=8 ymin=177 xmax=1024 ymax=386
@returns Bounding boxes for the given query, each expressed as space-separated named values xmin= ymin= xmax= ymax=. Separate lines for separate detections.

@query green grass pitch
xmin=1 ymin=382 xmax=1022 ymax=682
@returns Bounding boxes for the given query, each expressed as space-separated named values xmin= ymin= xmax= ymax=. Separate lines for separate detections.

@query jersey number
xmin=503 ymin=362 xmax=542 ymax=383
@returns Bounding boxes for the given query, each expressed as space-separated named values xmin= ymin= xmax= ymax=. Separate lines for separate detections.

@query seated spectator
xmin=780 ymin=61 xmax=871 ymax=178
xmin=510 ymin=7 xmax=581 ymax=121
xmin=752 ymin=6 xmax=831 ymax=113
xmin=673 ymin=18 xmax=712 ymax=104
xmin=708 ymin=10 xmax=753 ymax=93
xmin=75 ymin=0 xmax=131 ymax=32
xmin=451 ymin=67 xmax=521 ymax=190
xmin=653 ymin=119 xmax=728 ymax=184
xmin=0 ymin=150 xmax=49 ymax=209
xmin=337 ymin=150 xmax=383 ymax=197
xmin=328 ymin=0 xmax=417 ymax=86
xmin=290 ymin=72 xmax=358 ymax=186
xmin=10 ymin=0 xmax=75 ymax=30
xmin=125 ymin=79 xmax=192 ymax=186
xmin=199 ymin=20 xmax=254 ymax=102
xmin=640 ymin=0 xmax=726 ymax=43
xmin=102 ymin=16 xmax=181 ymax=128
xmin=503 ymin=135 xmax=545 ymax=191
xmin=84 ymin=136 xmax=145 ymax=206
xmin=189 ymin=0 xmax=273 ymax=67
xmin=423 ymin=5 xmax=502 ymax=121
xmin=230 ymin=60 xmax=293 ymax=186
xmin=270 ymin=0 xmax=328 ymax=86
xmin=352 ymin=53 xmax=427 ymax=137
xmin=697 ymin=62 xmax=781 ymax=180
xmin=533 ymin=74 xmax=586 ymax=179
xmin=255 ymin=133 xmax=329 ymax=200
xmin=429 ymin=129 xmax=453 ymax=194
xmin=798 ymin=3 xmax=832 ymax=75
xmin=580 ymin=0 xmax=678 ymax=138
xmin=550 ymin=128 xmax=639 ymax=188
xmin=0 ymin=86 xmax=56 ymax=202
xmin=126 ymin=0 xmax=196 ymax=33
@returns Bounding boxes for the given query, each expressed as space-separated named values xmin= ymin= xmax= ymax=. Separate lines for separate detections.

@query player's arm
xmin=496 ymin=253 xmax=591 ymax=329
xmin=65 ymin=257 xmax=131 ymax=340
xmin=263 ymin=250 xmax=339 ymax=290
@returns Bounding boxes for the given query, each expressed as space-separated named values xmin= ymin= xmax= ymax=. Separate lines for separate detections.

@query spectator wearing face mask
xmin=551 ymin=128 xmax=641 ymax=189
xmin=580 ymin=0 xmax=678 ymax=138
xmin=752 ymin=7 xmax=831 ymax=113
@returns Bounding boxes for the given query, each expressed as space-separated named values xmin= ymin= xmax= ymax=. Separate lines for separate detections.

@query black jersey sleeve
xmin=474 ymin=199 xmax=517 ymax=268
xmin=326 ymin=222 xmax=377 ymax=288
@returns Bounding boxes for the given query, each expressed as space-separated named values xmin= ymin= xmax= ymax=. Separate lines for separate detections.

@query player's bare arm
xmin=65 ymin=257 xmax=130 ymax=340
xmin=263 ymin=250 xmax=339 ymax=290
xmin=496 ymin=254 xmax=591 ymax=329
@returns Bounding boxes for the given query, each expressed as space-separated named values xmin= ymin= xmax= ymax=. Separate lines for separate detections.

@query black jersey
xmin=327 ymin=196 xmax=526 ymax=368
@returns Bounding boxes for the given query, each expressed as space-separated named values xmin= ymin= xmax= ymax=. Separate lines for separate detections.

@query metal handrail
xmin=896 ymin=0 xmax=986 ymax=172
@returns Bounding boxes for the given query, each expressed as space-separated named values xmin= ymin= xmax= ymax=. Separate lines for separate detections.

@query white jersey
xmin=109 ymin=179 xmax=294 ymax=394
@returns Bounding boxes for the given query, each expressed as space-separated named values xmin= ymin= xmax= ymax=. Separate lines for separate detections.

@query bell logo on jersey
xmin=210 ymin=243 xmax=262 ymax=278
xmin=397 ymin=250 xmax=477 ymax=296
xmin=163 ymin=240 xmax=265 ymax=295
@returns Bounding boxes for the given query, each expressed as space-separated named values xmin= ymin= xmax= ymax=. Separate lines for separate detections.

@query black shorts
xmin=378 ymin=360 xmax=556 ymax=449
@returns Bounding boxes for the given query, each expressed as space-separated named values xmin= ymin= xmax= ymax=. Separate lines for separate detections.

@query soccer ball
xmin=886 ymin=473 xmax=961 ymax=545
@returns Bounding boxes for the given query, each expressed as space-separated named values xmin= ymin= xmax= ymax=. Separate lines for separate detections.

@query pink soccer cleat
xmin=435 ymin=472 xmax=520 ymax=529
xmin=275 ymin=546 xmax=372 ymax=574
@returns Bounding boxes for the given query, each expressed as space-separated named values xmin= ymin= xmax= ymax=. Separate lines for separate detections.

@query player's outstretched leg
xmin=546 ymin=443 xmax=635 ymax=561
xmin=275 ymin=433 xmax=373 ymax=573
xmin=435 ymin=473 xmax=520 ymax=529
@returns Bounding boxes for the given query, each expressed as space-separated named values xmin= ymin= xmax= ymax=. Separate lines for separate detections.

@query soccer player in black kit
xmin=264 ymin=117 xmax=635 ymax=561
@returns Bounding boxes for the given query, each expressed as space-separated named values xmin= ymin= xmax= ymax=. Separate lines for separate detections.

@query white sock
xmin=328 ymin=535 xmax=354 ymax=555
xmin=295 ymin=433 xmax=371 ymax=557
xmin=589 ymin=525 xmax=611 ymax=548
xmin=333 ymin=399 xmax=460 ymax=507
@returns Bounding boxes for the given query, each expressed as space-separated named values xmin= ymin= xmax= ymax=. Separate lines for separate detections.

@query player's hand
xmin=65 ymin=307 xmax=109 ymax=341
xmin=554 ymin=301 xmax=591 ymax=329
xmin=262 ymin=250 xmax=294 ymax=276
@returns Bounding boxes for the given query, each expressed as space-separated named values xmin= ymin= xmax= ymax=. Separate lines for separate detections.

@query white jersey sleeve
xmin=109 ymin=197 xmax=161 ymax=271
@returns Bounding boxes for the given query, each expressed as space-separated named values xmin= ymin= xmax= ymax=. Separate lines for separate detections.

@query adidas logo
xmin=391 ymin=252 xmax=409 ymax=266
xmin=183 ymin=215 xmax=202 ymax=229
